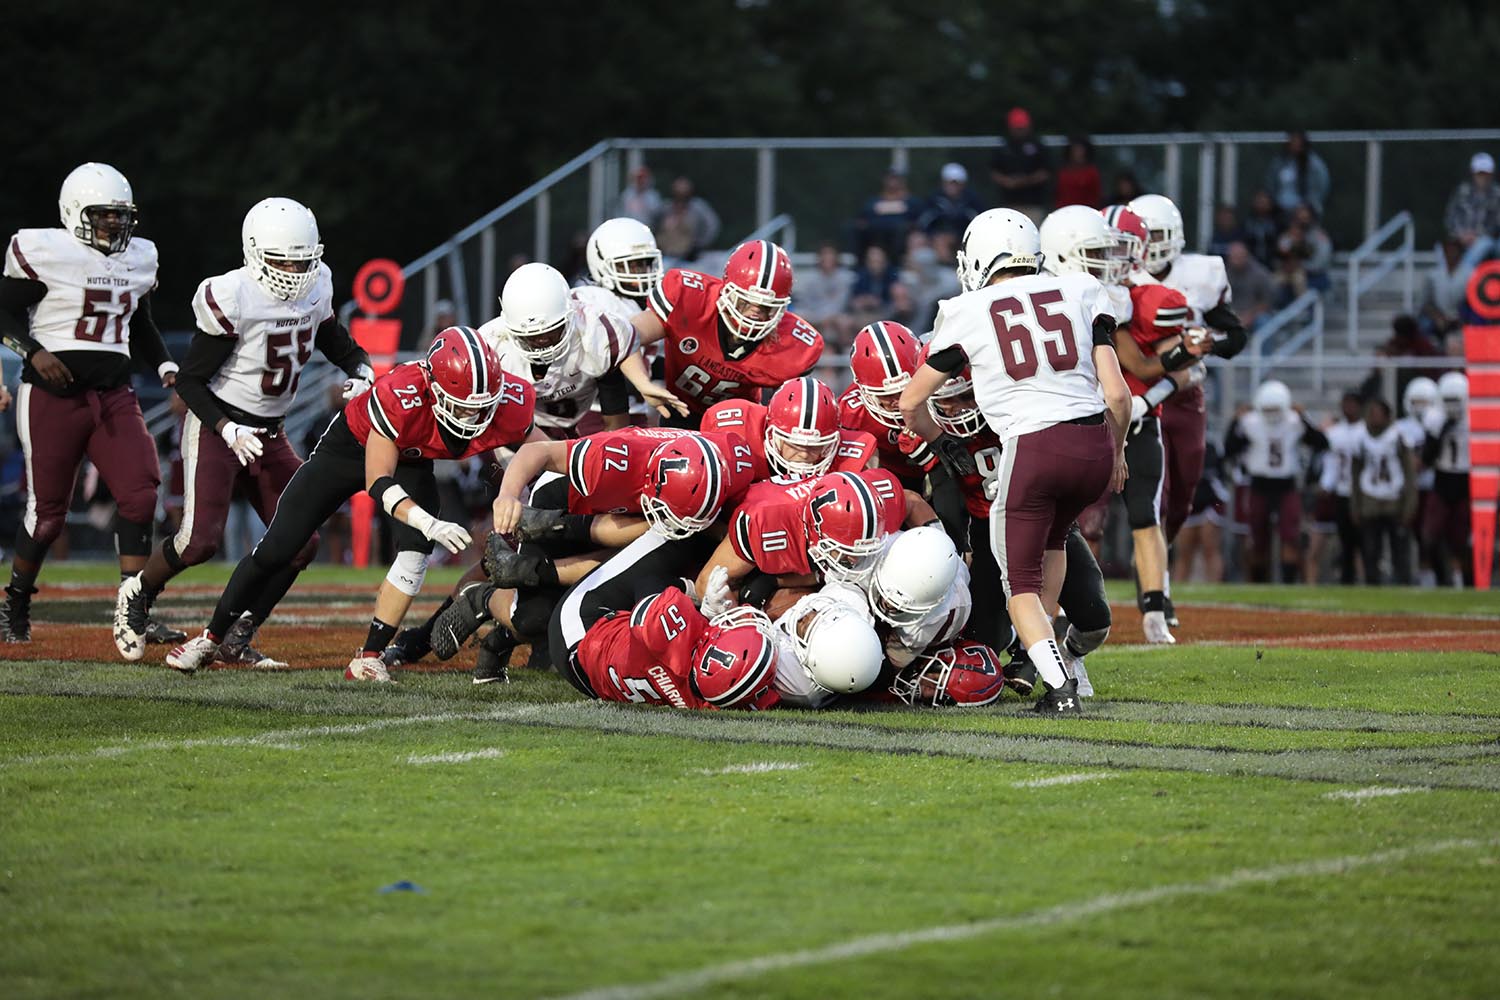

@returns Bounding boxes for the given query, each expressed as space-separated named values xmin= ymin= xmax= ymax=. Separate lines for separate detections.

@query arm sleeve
xmin=923 ymin=462 xmax=970 ymax=554
xmin=127 ymin=292 xmax=174 ymax=371
xmin=1092 ymin=314 xmax=1118 ymax=348
xmin=0 ymin=276 xmax=47 ymax=359
xmin=314 ymin=315 xmax=372 ymax=378
xmin=1204 ymin=303 xmax=1248 ymax=359
xmin=926 ymin=345 xmax=968 ymax=374
xmin=173 ymin=332 xmax=238 ymax=429
xmin=1222 ymin=419 xmax=1249 ymax=461
xmin=1300 ymin=419 xmax=1329 ymax=452
xmin=1421 ymin=423 xmax=1448 ymax=466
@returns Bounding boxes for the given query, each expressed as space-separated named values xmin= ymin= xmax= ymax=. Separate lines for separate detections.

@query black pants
xmin=1360 ymin=514 xmax=1412 ymax=586
xmin=1333 ymin=495 xmax=1360 ymax=585
xmin=1123 ymin=415 xmax=1165 ymax=530
xmin=207 ymin=414 xmax=439 ymax=638
xmin=967 ymin=519 xmax=1109 ymax=652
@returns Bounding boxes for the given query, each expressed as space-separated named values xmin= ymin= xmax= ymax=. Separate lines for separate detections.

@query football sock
xmin=410 ymin=597 xmax=454 ymax=643
xmin=1141 ymin=589 xmax=1167 ymax=613
xmin=7 ymin=566 xmax=37 ymax=596
xmin=209 ymin=557 xmax=269 ymax=639
xmin=363 ymin=618 xmax=398 ymax=656
xmin=561 ymin=514 xmax=594 ymax=545
xmin=1161 ymin=568 xmax=1172 ymax=598
xmin=1027 ymin=638 xmax=1068 ymax=690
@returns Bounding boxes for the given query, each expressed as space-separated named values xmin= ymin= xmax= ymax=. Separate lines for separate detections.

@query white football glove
xmin=701 ymin=566 xmax=734 ymax=619
xmin=1181 ymin=362 xmax=1207 ymax=389
xmin=403 ymin=505 xmax=473 ymax=554
xmin=1129 ymin=395 xmax=1148 ymax=425
xmin=220 ymin=422 xmax=265 ymax=466
xmin=341 ymin=376 xmax=372 ymax=401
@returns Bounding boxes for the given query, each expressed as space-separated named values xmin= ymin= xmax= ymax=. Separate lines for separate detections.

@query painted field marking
xmin=553 ymin=837 xmax=1499 ymax=1000
xmin=694 ymin=762 xmax=805 ymax=775
xmin=1013 ymin=771 xmax=1118 ymax=788
xmin=407 ymin=748 xmax=506 ymax=765
xmin=1324 ymin=786 xmax=1431 ymax=801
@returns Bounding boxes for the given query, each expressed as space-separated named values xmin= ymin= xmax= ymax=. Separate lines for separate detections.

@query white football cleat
xmin=113 ymin=572 xmax=148 ymax=661
xmin=1068 ymin=656 xmax=1094 ymax=698
xmin=344 ymin=652 xmax=393 ymax=683
xmin=165 ymin=631 xmax=218 ymax=674
xmin=1142 ymin=610 xmax=1176 ymax=645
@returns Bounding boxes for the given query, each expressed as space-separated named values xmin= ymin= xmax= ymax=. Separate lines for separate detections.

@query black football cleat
xmin=511 ymin=506 xmax=570 ymax=544
xmin=1003 ymin=646 xmax=1038 ymax=698
xmin=1033 ymin=677 xmax=1082 ymax=715
xmin=144 ymin=618 xmax=188 ymax=644
xmin=0 ymin=584 xmax=35 ymax=643
xmin=472 ymin=625 xmax=518 ymax=685
xmin=381 ymin=626 xmax=433 ymax=669
xmin=215 ymin=614 xmax=288 ymax=669
xmin=482 ymin=533 xmax=550 ymax=589
xmin=432 ymin=582 xmax=496 ymax=661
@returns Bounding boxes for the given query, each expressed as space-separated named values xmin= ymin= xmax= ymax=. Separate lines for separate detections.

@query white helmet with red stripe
xmin=500 ymin=263 xmax=578 ymax=365
xmin=1100 ymin=205 xmax=1148 ymax=269
xmin=1040 ymin=205 xmax=1129 ymax=284
xmin=640 ymin=433 xmax=728 ymax=539
xmin=425 ymin=326 xmax=504 ymax=439
xmin=1127 ymin=194 xmax=1185 ymax=271
xmin=803 ymin=472 xmax=891 ymax=584
xmin=690 ymin=606 xmax=781 ymax=710
xmin=890 ymin=640 xmax=1005 ymax=707
xmin=915 ymin=343 xmax=985 ymax=438
xmin=718 ymin=239 xmax=793 ymax=342
xmin=766 ymin=376 xmax=841 ymax=479
xmin=849 ymin=321 xmax=922 ymax=429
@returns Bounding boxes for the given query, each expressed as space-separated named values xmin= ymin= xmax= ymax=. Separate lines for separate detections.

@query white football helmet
xmin=1438 ymin=371 xmax=1469 ymax=419
xmin=790 ymin=595 xmax=883 ymax=696
xmin=59 ymin=163 xmax=136 ymax=254
xmin=242 ymin=198 xmax=323 ymax=301
xmin=1127 ymin=194 xmax=1185 ymax=271
xmin=586 ymin=218 xmax=663 ymax=299
xmin=956 ymin=209 xmax=1042 ymax=293
xmin=1040 ymin=205 xmax=1129 ymax=283
xmin=500 ymin=263 xmax=577 ymax=365
xmin=1254 ymin=380 xmax=1293 ymax=425
xmin=869 ymin=526 xmax=960 ymax=627
xmin=1402 ymin=376 xmax=1438 ymax=419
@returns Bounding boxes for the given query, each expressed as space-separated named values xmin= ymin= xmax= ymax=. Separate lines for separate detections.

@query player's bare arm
xmin=630 ymin=308 xmax=666 ymax=347
xmin=365 ymin=432 xmax=470 ymax=554
xmin=492 ymin=439 xmax=567 ymax=533
xmin=897 ymin=363 xmax=950 ymax=443
xmin=695 ymin=536 xmax=757 ymax=603
xmin=619 ymin=350 xmax=687 ymax=418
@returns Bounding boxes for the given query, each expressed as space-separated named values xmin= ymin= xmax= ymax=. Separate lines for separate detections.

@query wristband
xmin=1143 ymin=377 xmax=1179 ymax=408
xmin=1159 ymin=342 xmax=1194 ymax=372
xmin=369 ymin=475 xmax=409 ymax=516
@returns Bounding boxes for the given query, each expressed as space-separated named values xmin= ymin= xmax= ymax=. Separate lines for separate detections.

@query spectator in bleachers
xmin=1242 ymin=189 xmax=1282 ymax=269
xmin=917 ymin=163 xmax=983 ymax=238
xmin=793 ymin=241 xmax=856 ymax=348
xmin=1351 ymin=397 xmax=1416 ymax=586
xmin=1267 ymin=130 xmax=1331 ymax=218
xmin=1273 ymin=204 xmax=1332 ymax=303
xmin=618 ymin=166 xmax=662 ymax=225
xmin=1224 ymin=241 xmax=1275 ymax=331
xmin=854 ymin=167 xmax=920 ymax=261
xmin=902 ymin=230 xmax=961 ymax=333
xmin=1107 ymin=170 xmax=1143 ymax=207
xmin=1206 ymin=203 xmax=1245 ymax=257
xmin=1443 ymin=152 xmax=1500 ymax=265
xmin=1377 ymin=314 xmax=1442 ymax=360
xmin=989 ymin=106 xmax=1052 ymax=224
xmin=1419 ymin=237 xmax=1473 ymax=346
xmin=848 ymin=244 xmax=901 ymax=330
xmin=655 ymin=176 xmax=720 ymax=264
xmin=1053 ymin=136 xmax=1101 ymax=209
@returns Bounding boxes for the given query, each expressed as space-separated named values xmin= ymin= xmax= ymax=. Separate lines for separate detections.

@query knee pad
xmin=386 ymin=550 xmax=428 ymax=597
xmin=14 ymin=526 xmax=52 ymax=563
xmin=1064 ymin=624 xmax=1110 ymax=658
xmin=291 ymin=532 xmax=320 ymax=571
xmin=115 ymin=517 xmax=153 ymax=558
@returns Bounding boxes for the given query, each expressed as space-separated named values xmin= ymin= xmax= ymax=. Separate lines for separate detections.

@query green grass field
xmin=2 ymin=564 xmax=1498 ymax=998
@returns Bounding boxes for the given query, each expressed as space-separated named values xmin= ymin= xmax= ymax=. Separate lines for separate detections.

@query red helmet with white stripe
xmin=1100 ymin=205 xmax=1148 ymax=270
xmin=766 ymin=376 xmax=840 ymax=479
xmin=890 ymin=641 xmax=1005 ymax=707
xmin=640 ymin=434 xmax=728 ymax=540
xmin=718 ymin=239 xmax=793 ymax=342
xmin=425 ymin=326 xmax=503 ymax=439
xmin=689 ymin=607 xmax=781 ymax=710
xmin=915 ymin=343 xmax=985 ymax=438
xmin=803 ymin=472 xmax=891 ymax=584
xmin=850 ymin=321 xmax=922 ymax=429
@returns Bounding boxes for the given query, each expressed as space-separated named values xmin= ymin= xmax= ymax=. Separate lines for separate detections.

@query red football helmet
xmin=1100 ymin=205 xmax=1148 ymax=269
xmin=640 ymin=434 xmax=728 ymax=539
xmin=425 ymin=326 xmax=504 ymax=439
xmin=689 ymin=607 xmax=780 ymax=710
xmin=803 ymin=472 xmax=891 ymax=584
xmin=850 ymin=321 xmax=922 ymax=429
xmin=890 ymin=641 xmax=1005 ymax=707
xmin=718 ymin=239 xmax=793 ymax=342
xmin=766 ymin=376 xmax=841 ymax=479
xmin=915 ymin=343 xmax=985 ymax=438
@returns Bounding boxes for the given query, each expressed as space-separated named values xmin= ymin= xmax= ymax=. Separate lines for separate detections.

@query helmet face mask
xmin=641 ymin=436 xmax=726 ymax=540
xmin=890 ymin=641 xmax=1004 ymax=707
xmin=718 ymin=240 xmax=793 ymax=343
xmin=60 ymin=163 xmax=137 ymax=255
xmin=501 ymin=263 xmax=577 ymax=365
xmin=242 ymin=197 xmax=323 ymax=301
xmin=425 ymin=327 xmax=503 ymax=439
xmin=928 ymin=377 xmax=985 ymax=438
xmin=766 ymin=376 xmax=840 ymax=479
xmin=1126 ymin=194 xmax=1185 ymax=272
xmin=587 ymin=217 xmax=663 ymax=299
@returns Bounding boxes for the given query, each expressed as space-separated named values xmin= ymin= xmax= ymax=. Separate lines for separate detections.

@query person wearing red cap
xmin=989 ymin=107 xmax=1053 ymax=225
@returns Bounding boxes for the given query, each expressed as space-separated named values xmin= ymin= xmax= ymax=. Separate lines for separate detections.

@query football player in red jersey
xmin=889 ymin=640 xmax=1006 ymax=707
xmin=837 ymin=321 xmax=936 ymax=486
xmin=630 ymin=240 xmax=824 ymax=424
xmin=703 ymin=375 xmax=876 ymax=483
xmin=166 ymin=327 xmax=535 ymax=679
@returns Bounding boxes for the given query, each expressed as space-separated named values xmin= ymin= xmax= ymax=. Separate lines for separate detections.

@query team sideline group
xmin=1 ymin=162 xmax=1273 ymax=714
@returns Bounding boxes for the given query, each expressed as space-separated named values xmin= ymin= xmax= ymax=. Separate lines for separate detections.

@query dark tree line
xmin=2 ymin=0 xmax=1494 ymax=327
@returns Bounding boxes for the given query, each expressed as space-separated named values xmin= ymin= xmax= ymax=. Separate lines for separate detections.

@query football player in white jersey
xmin=1222 ymin=381 xmax=1328 ymax=583
xmin=111 ymin=197 xmax=374 ymax=663
xmin=1396 ymin=377 xmax=1439 ymax=585
xmin=0 ymin=163 xmax=180 ymax=644
xmin=1317 ymin=391 xmax=1369 ymax=584
xmin=571 ymin=217 xmax=664 ymax=327
xmin=1350 ymin=397 xmax=1416 ymax=585
xmin=900 ymin=209 xmax=1131 ymax=714
xmin=1420 ymin=372 xmax=1471 ymax=587
xmin=1127 ymin=194 xmax=1248 ymax=625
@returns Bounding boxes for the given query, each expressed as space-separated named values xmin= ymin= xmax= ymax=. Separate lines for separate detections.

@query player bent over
xmin=166 ymin=328 xmax=534 ymax=679
xmin=113 ymin=198 xmax=372 ymax=663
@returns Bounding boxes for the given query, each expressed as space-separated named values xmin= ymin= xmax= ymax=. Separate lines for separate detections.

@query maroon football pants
xmin=16 ymin=382 xmax=160 ymax=552
xmin=1158 ymin=386 xmax=1207 ymax=544
xmin=169 ymin=412 xmax=315 ymax=567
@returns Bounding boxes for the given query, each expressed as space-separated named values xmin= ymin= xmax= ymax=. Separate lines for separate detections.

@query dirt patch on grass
xmin=1110 ymin=603 xmax=1500 ymax=653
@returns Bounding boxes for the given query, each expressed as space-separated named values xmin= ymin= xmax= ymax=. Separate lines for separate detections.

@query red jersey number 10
xmin=990 ymin=289 xmax=1078 ymax=382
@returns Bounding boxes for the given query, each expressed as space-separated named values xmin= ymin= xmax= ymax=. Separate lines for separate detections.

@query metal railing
xmin=1248 ymin=289 xmax=1326 ymax=392
xmin=1346 ymin=211 xmax=1416 ymax=350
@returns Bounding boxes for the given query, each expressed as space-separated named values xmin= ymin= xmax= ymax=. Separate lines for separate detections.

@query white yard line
xmin=1012 ymin=771 xmax=1118 ymax=788
xmin=693 ymin=761 xmax=805 ymax=775
xmin=552 ymin=837 xmax=1498 ymax=1000
xmin=1323 ymin=786 xmax=1431 ymax=801
xmin=407 ymin=748 xmax=507 ymax=765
